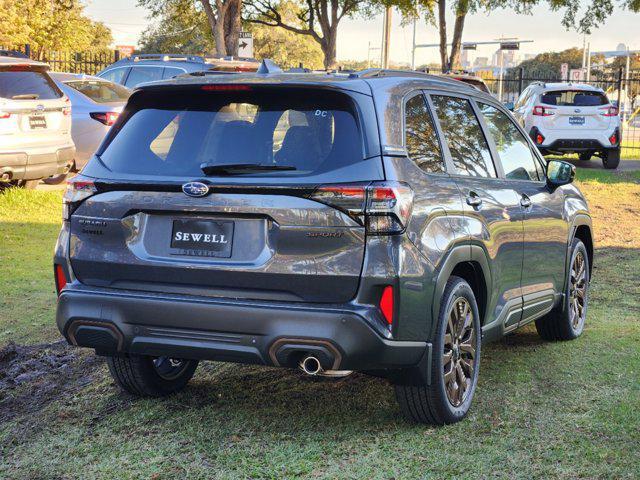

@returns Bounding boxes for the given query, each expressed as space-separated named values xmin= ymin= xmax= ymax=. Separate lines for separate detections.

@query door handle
xmin=520 ymin=194 xmax=532 ymax=208
xmin=466 ymin=193 xmax=483 ymax=208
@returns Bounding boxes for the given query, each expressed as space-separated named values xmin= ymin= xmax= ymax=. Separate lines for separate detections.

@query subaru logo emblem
xmin=182 ymin=182 xmax=209 ymax=197
xmin=574 ymin=108 xmax=581 ymax=113
xmin=35 ymin=104 xmax=45 ymax=112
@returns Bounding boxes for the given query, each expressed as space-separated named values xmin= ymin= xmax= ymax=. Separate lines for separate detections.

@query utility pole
xmin=586 ymin=42 xmax=591 ymax=81
xmin=581 ymin=33 xmax=587 ymax=70
xmin=411 ymin=17 xmax=417 ymax=70
xmin=381 ymin=6 xmax=392 ymax=69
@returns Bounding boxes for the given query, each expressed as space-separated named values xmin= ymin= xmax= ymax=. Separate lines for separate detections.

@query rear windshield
xmin=0 ymin=66 xmax=62 ymax=100
xmin=99 ymin=88 xmax=365 ymax=179
xmin=540 ymin=90 xmax=608 ymax=107
xmin=65 ymin=80 xmax=130 ymax=103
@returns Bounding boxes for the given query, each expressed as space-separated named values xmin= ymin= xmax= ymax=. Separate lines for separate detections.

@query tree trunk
xmin=437 ymin=0 xmax=448 ymax=72
xmin=448 ymin=0 xmax=468 ymax=71
xmin=224 ymin=0 xmax=242 ymax=56
xmin=322 ymin=31 xmax=338 ymax=70
xmin=200 ymin=0 xmax=226 ymax=56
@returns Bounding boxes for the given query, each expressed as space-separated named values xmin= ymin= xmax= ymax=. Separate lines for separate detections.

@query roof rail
xmin=348 ymin=68 xmax=441 ymax=80
xmin=129 ymin=54 xmax=205 ymax=63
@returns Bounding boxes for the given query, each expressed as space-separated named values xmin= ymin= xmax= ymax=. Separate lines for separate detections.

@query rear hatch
xmin=0 ymin=64 xmax=70 ymax=150
xmin=69 ymin=85 xmax=382 ymax=303
xmin=539 ymin=89 xmax=612 ymax=131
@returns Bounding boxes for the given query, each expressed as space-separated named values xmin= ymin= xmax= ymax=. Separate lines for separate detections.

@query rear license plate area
xmin=29 ymin=115 xmax=47 ymax=129
xmin=170 ymin=219 xmax=234 ymax=257
xmin=569 ymin=116 xmax=585 ymax=126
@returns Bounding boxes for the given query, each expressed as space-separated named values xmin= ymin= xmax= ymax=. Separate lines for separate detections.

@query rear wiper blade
xmin=11 ymin=94 xmax=39 ymax=99
xmin=200 ymin=163 xmax=297 ymax=175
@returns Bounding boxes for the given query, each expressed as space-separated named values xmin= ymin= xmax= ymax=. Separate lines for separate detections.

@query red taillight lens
xmin=54 ymin=264 xmax=67 ymax=296
xmin=90 ymin=111 xmax=119 ymax=126
xmin=63 ymin=176 xmax=97 ymax=220
xmin=309 ymin=182 xmax=414 ymax=234
xmin=609 ymin=133 xmax=618 ymax=145
xmin=536 ymin=133 xmax=545 ymax=144
xmin=599 ymin=106 xmax=619 ymax=117
xmin=0 ymin=111 xmax=10 ymax=119
xmin=379 ymin=286 xmax=394 ymax=325
xmin=533 ymin=105 xmax=556 ymax=117
xmin=201 ymin=84 xmax=252 ymax=91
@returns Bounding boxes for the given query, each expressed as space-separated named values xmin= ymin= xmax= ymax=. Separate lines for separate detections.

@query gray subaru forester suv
xmin=54 ymin=69 xmax=593 ymax=425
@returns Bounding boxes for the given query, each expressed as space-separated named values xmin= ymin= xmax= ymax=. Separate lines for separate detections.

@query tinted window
xmin=404 ymin=94 xmax=445 ymax=174
xmin=100 ymin=89 xmax=364 ymax=181
xmin=540 ymin=90 xmax=608 ymax=106
xmin=0 ymin=67 xmax=62 ymax=100
xmin=479 ymin=103 xmax=540 ymax=181
xmin=162 ymin=67 xmax=185 ymax=79
xmin=65 ymin=80 xmax=130 ymax=103
xmin=99 ymin=68 xmax=128 ymax=85
xmin=124 ymin=67 xmax=164 ymax=87
xmin=431 ymin=95 xmax=495 ymax=178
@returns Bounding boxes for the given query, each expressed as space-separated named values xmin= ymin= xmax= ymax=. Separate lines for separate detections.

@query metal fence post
xmin=24 ymin=44 xmax=31 ymax=58
xmin=518 ymin=67 xmax=524 ymax=96
xmin=114 ymin=49 xmax=120 ymax=62
xmin=617 ymin=67 xmax=623 ymax=111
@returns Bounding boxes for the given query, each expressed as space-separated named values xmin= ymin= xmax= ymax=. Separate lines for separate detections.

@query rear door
xmin=0 ymin=64 xmax=69 ymax=151
xmin=70 ymin=86 xmax=383 ymax=303
xmin=539 ymin=89 xmax=611 ymax=131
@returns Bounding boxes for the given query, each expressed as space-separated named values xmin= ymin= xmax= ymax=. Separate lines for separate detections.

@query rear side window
xmin=404 ymin=94 xmax=445 ymax=174
xmin=100 ymin=88 xmax=365 ymax=180
xmin=0 ymin=67 xmax=62 ymax=100
xmin=431 ymin=95 xmax=496 ymax=178
xmin=65 ymin=81 xmax=130 ymax=103
xmin=99 ymin=68 xmax=128 ymax=85
xmin=124 ymin=67 xmax=164 ymax=87
xmin=162 ymin=67 xmax=185 ymax=79
xmin=479 ymin=103 xmax=540 ymax=181
xmin=540 ymin=90 xmax=608 ymax=107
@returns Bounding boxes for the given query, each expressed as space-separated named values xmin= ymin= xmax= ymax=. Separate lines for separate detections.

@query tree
xmin=139 ymin=0 xmax=242 ymax=56
xmin=0 ymin=0 xmax=112 ymax=54
xmin=244 ymin=0 xmax=366 ymax=69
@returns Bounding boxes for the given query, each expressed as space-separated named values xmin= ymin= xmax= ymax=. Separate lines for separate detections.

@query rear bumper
xmin=0 ymin=145 xmax=75 ymax=181
xmin=56 ymin=286 xmax=429 ymax=372
xmin=530 ymin=126 xmax=620 ymax=153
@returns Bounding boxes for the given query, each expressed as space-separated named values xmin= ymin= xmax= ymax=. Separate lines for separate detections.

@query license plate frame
xmin=568 ymin=116 xmax=585 ymax=126
xmin=29 ymin=115 xmax=47 ymax=129
xmin=170 ymin=219 xmax=234 ymax=258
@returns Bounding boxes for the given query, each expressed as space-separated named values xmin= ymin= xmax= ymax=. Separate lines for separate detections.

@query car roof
xmin=49 ymin=72 xmax=107 ymax=83
xmin=0 ymin=56 xmax=49 ymax=68
xmin=534 ymin=82 xmax=604 ymax=93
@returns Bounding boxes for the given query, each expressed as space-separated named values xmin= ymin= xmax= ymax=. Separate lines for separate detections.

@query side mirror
xmin=546 ymin=160 xmax=575 ymax=188
xmin=503 ymin=101 xmax=515 ymax=111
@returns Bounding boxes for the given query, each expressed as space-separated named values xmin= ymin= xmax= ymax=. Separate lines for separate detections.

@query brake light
xmin=201 ymin=84 xmax=252 ymax=91
xmin=533 ymin=106 xmax=556 ymax=116
xmin=90 ymin=111 xmax=118 ymax=126
xmin=309 ymin=181 xmax=414 ymax=234
xmin=54 ymin=264 xmax=67 ymax=296
xmin=0 ymin=111 xmax=10 ymax=119
xmin=599 ymin=106 xmax=619 ymax=117
xmin=379 ymin=286 xmax=394 ymax=325
xmin=63 ymin=176 xmax=97 ymax=220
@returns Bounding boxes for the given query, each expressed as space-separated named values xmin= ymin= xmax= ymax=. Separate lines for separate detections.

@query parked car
xmin=46 ymin=72 xmax=131 ymax=183
xmin=0 ymin=56 xmax=75 ymax=188
xmin=97 ymin=54 xmax=259 ymax=89
xmin=55 ymin=69 xmax=592 ymax=425
xmin=512 ymin=82 xmax=621 ymax=168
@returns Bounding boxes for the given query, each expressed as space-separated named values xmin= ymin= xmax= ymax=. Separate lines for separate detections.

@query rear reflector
xmin=201 ymin=84 xmax=252 ymax=92
xmin=54 ymin=264 xmax=67 ymax=296
xmin=535 ymin=133 xmax=545 ymax=145
xmin=609 ymin=132 xmax=618 ymax=145
xmin=379 ymin=286 xmax=394 ymax=325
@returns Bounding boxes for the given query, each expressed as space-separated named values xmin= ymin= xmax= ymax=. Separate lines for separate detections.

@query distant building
xmin=473 ymin=56 xmax=489 ymax=68
xmin=460 ymin=49 xmax=472 ymax=69
xmin=492 ymin=48 xmax=519 ymax=69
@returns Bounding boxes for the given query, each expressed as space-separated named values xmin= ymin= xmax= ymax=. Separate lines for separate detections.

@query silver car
xmin=0 ymin=57 xmax=75 ymax=188
xmin=47 ymin=72 xmax=130 ymax=183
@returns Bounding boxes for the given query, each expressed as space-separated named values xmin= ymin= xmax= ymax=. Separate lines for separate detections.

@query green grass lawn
xmin=1 ymin=176 xmax=639 ymax=479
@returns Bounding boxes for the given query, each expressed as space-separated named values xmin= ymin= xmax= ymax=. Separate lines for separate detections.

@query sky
xmin=83 ymin=0 xmax=638 ymax=65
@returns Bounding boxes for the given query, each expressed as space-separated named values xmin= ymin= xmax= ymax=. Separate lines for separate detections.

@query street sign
xmin=560 ymin=63 xmax=569 ymax=81
xmin=238 ymin=32 xmax=253 ymax=58
xmin=116 ymin=45 xmax=135 ymax=57
xmin=569 ymin=68 xmax=585 ymax=82
xmin=500 ymin=42 xmax=519 ymax=50
xmin=462 ymin=43 xmax=477 ymax=50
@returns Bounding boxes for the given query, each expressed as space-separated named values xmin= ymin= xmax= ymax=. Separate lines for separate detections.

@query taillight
xmin=532 ymin=105 xmax=556 ymax=116
xmin=54 ymin=264 xmax=67 ymax=296
xmin=62 ymin=97 xmax=71 ymax=116
xmin=63 ymin=176 xmax=96 ymax=220
xmin=379 ymin=285 xmax=394 ymax=325
xmin=90 ymin=111 xmax=119 ymax=126
xmin=599 ymin=106 xmax=619 ymax=117
xmin=309 ymin=181 xmax=414 ymax=234
xmin=0 ymin=111 xmax=10 ymax=119
xmin=535 ymin=133 xmax=545 ymax=144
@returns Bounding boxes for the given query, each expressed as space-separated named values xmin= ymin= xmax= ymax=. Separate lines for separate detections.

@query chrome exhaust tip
xmin=299 ymin=355 xmax=323 ymax=376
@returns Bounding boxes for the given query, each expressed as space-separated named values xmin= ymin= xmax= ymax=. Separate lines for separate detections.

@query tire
xmin=535 ymin=238 xmax=589 ymax=341
xmin=43 ymin=173 xmax=69 ymax=185
xmin=394 ymin=276 xmax=481 ymax=425
xmin=602 ymin=148 xmax=620 ymax=169
xmin=16 ymin=179 xmax=40 ymax=189
xmin=107 ymin=355 xmax=198 ymax=397
xmin=579 ymin=152 xmax=592 ymax=161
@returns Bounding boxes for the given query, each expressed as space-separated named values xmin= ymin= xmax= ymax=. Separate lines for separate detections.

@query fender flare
xmin=430 ymin=244 xmax=492 ymax=339
xmin=564 ymin=214 xmax=593 ymax=292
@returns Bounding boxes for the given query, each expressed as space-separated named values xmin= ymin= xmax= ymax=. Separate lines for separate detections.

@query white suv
xmin=512 ymin=82 xmax=621 ymax=169
xmin=0 ymin=57 xmax=75 ymax=188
